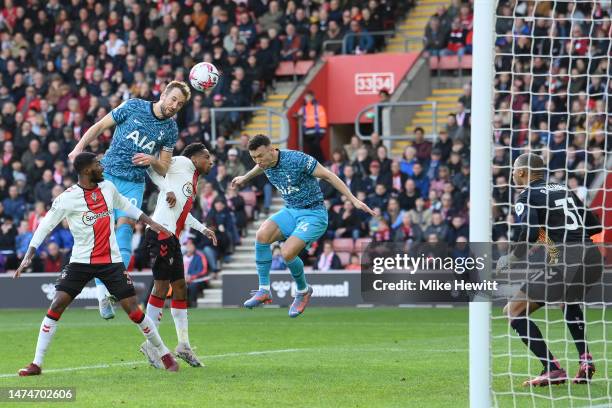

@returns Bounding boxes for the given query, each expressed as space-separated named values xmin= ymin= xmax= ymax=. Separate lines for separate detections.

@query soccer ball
xmin=189 ymin=62 xmax=220 ymax=92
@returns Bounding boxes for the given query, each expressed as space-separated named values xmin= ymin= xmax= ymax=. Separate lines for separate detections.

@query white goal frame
xmin=469 ymin=0 xmax=496 ymax=407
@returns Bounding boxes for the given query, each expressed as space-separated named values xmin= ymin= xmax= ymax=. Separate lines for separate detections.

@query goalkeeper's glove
xmin=495 ymin=253 xmax=520 ymax=274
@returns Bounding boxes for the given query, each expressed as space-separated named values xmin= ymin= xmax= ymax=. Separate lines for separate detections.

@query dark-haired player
xmin=140 ymin=143 xmax=217 ymax=368
xmin=68 ymin=81 xmax=191 ymax=320
xmin=498 ymin=153 xmax=603 ymax=386
xmin=16 ymin=152 xmax=179 ymax=376
xmin=232 ymin=134 xmax=375 ymax=317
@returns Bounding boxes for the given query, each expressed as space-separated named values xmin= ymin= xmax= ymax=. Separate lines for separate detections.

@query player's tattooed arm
xmin=231 ymin=165 xmax=264 ymax=189
xmin=312 ymin=163 xmax=376 ymax=216
xmin=68 ymin=113 xmax=116 ymax=162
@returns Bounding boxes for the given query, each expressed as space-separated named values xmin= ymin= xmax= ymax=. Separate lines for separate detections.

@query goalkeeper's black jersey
xmin=513 ymin=179 xmax=602 ymax=258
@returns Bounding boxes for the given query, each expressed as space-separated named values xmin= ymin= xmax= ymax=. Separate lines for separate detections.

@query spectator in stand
xmin=374 ymin=218 xmax=391 ymax=242
xmin=258 ymin=1 xmax=284 ymax=33
xmin=15 ymin=219 xmax=32 ymax=262
xmin=344 ymin=135 xmax=364 ymax=163
xmin=433 ymin=130 xmax=452 ymax=162
xmin=447 ymin=216 xmax=469 ymax=244
xmin=408 ymin=197 xmax=432 ymax=232
xmin=442 ymin=18 xmax=467 ymax=57
xmin=225 ymin=185 xmax=247 ymax=237
xmin=333 ymin=200 xmax=363 ymax=239
xmin=0 ymin=215 xmax=16 ymax=268
xmin=34 ymin=170 xmax=56 ymax=204
xmin=412 ymin=127 xmax=432 ymax=163
xmin=322 ymin=20 xmax=344 ymax=55
xmin=424 ymin=16 xmax=447 ymax=57
xmin=375 ymin=145 xmax=392 ymax=175
xmin=345 ymin=20 xmax=374 ymax=54
xmin=425 ymin=212 xmax=449 ymax=242
xmin=306 ymin=23 xmax=324 ymax=59
xmin=3 ymin=185 xmax=26 ymax=221
xmin=367 ymin=161 xmax=391 ymax=191
xmin=298 ymin=90 xmax=327 ymax=163
xmin=225 ymin=149 xmax=247 ymax=180
xmin=341 ymin=165 xmax=368 ymax=196
xmin=411 ymin=162 xmax=430 ymax=198
xmin=386 ymin=197 xmax=406 ymax=230
xmin=183 ymin=239 xmax=209 ymax=308
xmin=271 ymin=246 xmax=286 ymax=270
xmin=393 ymin=213 xmax=422 ymax=243
xmin=367 ymin=183 xmax=390 ymax=210
xmin=345 ymin=253 xmax=361 ymax=270
xmin=42 ymin=242 xmax=63 ymax=272
xmin=27 ymin=202 xmax=46 ymax=232
xmin=280 ymin=23 xmax=304 ymax=62
xmin=316 ymin=240 xmax=342 ymax=271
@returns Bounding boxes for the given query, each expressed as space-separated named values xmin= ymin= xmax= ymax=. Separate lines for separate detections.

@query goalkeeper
xmin=497 ymin=153 xmax=603 ymax=387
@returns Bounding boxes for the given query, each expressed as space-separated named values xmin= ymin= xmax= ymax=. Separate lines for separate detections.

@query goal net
xmin=488 ymin=0 xmax=611 ymax=406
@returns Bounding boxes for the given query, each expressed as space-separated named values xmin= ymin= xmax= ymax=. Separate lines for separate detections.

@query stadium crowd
xmin=488 ymin=1 xmax=611 ymax=247
xmin=1 ymin=0 xmax=607 ymax=279
xmin=0 ymin=0 xmax=407 ymax=277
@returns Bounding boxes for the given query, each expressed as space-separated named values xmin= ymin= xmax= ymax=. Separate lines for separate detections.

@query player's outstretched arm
xmin=186 ymin=213 xmax=217 ymax=246
xmin=68 ymin=113 xmax=116 ymax=162
xmin=312 ymin=163 xmax=376 ymax=216
xmin=231 ymin=165 xmax=264 ymax=189
xmin=14 ymin=198 xmax=67 ymax=277
xmin=14 ymin=246 xmax=36 ymax=278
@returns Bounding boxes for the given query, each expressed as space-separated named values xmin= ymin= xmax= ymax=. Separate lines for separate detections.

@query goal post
xmin=469 ymin=0 xmax=496 ymax=407
xmin=472 ymin=0 xmax=612 ymax=406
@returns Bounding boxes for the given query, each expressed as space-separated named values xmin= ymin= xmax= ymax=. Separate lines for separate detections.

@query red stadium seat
xmin=295 ymin=60 xmax=314 ymax=76
xmin=438 ymin=56 xmax=460 ymax=70
xmin=460 ymin=55 xmax=473 ymax=69
xmin=275 ymin=61 xmax=295 ymax=77
xmin=355 ymin=238 xmax=372 ymax=252
xmin=337 ymin=252 xmax=351 ymax=266
xmin=429 ymin=56 xmax=461 ymax=71
xmin=332 ymin=238 xmax=354 ymax=253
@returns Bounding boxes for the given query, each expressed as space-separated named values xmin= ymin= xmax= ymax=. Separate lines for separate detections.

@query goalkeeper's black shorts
xmin=521 ymin=244 xmax=603 ymax=303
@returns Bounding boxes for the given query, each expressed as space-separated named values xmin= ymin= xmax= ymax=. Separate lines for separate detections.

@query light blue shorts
xmin=270 ymin=207 xmax=328 ymax=247
xmin=103 ymin=172 xmax=144 ymax=219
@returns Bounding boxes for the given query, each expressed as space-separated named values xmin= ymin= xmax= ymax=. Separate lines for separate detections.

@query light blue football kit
xmin=100 ymin=98 xmax=178 ymax=269
xmin=255 ymin=150 xmax=328 ymax=292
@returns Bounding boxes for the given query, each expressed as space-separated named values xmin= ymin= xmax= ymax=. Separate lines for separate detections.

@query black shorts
xmin=56 ymin=262 xmax=136 ymax=301
xmin=520 ymin=245 xmax=603 ymax=303
xmin=145 ymin=228 xmax=184 ymax=282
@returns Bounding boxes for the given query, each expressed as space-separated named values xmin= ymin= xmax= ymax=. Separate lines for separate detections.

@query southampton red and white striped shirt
xmin=30 ymin=181 xmax=143 ymax=264
xmin=148 ymin=156 xmax=207 ymax=236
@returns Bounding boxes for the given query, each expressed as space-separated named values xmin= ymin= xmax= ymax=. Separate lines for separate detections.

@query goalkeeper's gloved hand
xmin=495 ymin=253 xmax=520 ymax=274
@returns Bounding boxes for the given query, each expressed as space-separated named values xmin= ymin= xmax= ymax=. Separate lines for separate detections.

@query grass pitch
xmin=0 ymin=307 xmax=611 ymax=407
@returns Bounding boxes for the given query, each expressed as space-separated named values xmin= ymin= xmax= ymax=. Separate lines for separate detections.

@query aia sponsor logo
xmin=82 ymin=210 xmax=111 ymax=226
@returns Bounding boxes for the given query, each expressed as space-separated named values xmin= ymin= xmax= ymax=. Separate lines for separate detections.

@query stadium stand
xmin=11 ymin=0 xmax=603 ymax=309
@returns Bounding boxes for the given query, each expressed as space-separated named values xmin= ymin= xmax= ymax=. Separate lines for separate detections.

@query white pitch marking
xmin=0 ymin=348 xmax=306 ymax=379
